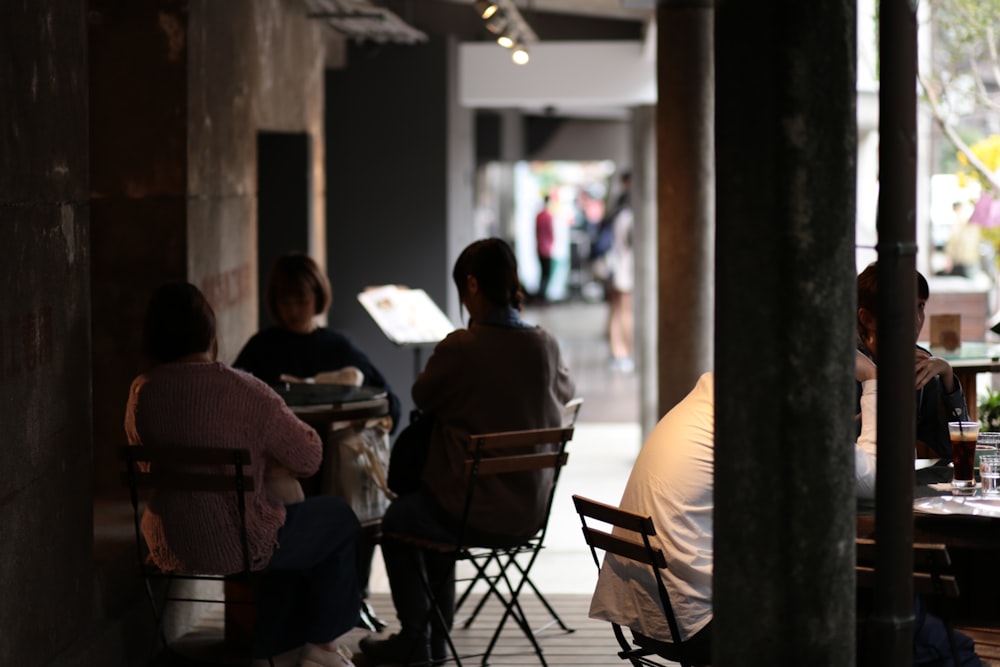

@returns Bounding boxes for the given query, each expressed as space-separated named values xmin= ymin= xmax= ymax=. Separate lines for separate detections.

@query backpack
xmin=590 ymin=218 xmax=614 ymax=259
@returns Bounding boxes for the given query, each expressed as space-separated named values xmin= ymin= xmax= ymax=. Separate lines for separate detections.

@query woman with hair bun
xmin=359 ymin=238 xmax=576 ymax=666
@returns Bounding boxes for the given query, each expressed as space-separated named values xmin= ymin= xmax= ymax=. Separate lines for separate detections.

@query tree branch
xmin=919 ymin=72 xmax=1000 ymax=193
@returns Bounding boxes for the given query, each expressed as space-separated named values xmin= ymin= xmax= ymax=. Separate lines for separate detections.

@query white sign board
xmin=357 ymin=285 xmax=456 ymax=346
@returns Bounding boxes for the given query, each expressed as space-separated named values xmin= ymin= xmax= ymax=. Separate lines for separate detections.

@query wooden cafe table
xmin=857 ymin=463 xmax=1000 ymax=626
xmin=271 ymin=381 xmax=390 ymax=431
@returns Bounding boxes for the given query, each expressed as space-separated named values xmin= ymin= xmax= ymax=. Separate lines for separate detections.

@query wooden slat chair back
xmin=855 ymin=538 xmax=959 ymax=598
xmin=118 ymin=445 xmax=273 ymax=666
xmin=573 ymin=494 xmax=704 ymax=667
xmin=855 ymin=537 xmax=960 ymax=666
xmin=458 ymin=398 xmax=584 ymax=633
xmin=385 ymin=425 xmax=574 ymax=667
xmin=562 ymin=397 xmax=584 ymax=427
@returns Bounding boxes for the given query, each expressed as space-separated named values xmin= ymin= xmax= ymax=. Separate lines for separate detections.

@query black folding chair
xmin=118 ymin=445 xmax=274 ymax=666
xmin=385 ymin=426 xmax=574 ymax=666
xmin=573 ymin=494 xmax=708 ymax=667
xmin=855 ymin=537 xmax=962 ymax=667
xmin=454 ymin=399 xmax=583 ymax=636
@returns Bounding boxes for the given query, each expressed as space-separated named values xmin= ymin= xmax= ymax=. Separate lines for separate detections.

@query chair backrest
xmin=456 ymin=426 xmax=574 ymax=546
xmin=855 ymin=537 xmax=959 ymax=599
xmin=573 ymin=494 xmax=687 ymax=662
xmin=118 ymin=445 xmax=256 ymax=575
xmin=563 ymin=397 xmax=585 ymax=427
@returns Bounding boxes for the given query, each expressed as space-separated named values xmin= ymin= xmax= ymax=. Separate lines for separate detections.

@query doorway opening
xmin=257 ymin=132 xmax=312 ymax=330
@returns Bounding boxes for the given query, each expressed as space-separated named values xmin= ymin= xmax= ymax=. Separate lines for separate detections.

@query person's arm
xmin=915 ymin=348 xmax=967 ymax=419
xmin=855 ymin=351 xmax=877 ymax=500
xmin=255 ymin=388 xmax=323 ymax=477
xmin=325 ymin=332 xmax=402 ymax=432
xmin=546 ymin=334 xmax=576 ymax=405
xmin=412 ymin=331 xmax=465 ymax=413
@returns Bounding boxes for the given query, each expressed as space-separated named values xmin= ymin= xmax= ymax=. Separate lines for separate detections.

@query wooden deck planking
xmin=162 ymin=592 xmax=1000 ymax=666
xmin=351 ymin=592 xmax=637 ymax=666
xmin=169 ymin=591 xmax=653 ymax=666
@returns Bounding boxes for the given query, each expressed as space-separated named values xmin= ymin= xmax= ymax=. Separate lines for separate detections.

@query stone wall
xmin=0 ymin=1 xmax=93 ymax=664
xmin=91 ymin=0 xmax=328 ymax=497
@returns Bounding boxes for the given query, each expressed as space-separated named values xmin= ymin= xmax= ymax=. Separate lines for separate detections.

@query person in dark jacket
xmin=234 ymin=252 xmax=399 ymax=634
xmin=856 ymin=262 xmax=969 ymax=459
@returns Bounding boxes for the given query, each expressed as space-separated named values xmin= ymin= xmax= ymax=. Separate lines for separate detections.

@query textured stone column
xmin=0 ymin=1 xmax=92 ymax=665
xmin=714 ymin=2 xmax=858 ymax=665
xmin=632 ymin=105 xmax=660 ymax=438
xmin=656 ymin=1 xmax=714 ymax=415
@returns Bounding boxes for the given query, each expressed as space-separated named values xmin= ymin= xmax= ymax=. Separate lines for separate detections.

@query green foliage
xmin=980 ymin=387 xmax=1000 ymax=432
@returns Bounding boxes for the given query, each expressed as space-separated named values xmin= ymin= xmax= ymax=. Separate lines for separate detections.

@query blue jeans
xmin=254 ymin=496 xmax=361 ymax=657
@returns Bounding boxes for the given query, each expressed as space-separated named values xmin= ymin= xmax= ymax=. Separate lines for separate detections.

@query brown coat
xmin=413 ymin=323 xmax=575 ymax=538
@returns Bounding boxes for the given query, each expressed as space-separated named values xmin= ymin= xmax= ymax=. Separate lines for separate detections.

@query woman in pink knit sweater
xmin=125 ymin=282 xmax=359 ymax=667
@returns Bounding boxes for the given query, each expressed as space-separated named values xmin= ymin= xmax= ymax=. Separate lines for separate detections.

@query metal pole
xmin=871 ymin=0 xmax=918 ymax=664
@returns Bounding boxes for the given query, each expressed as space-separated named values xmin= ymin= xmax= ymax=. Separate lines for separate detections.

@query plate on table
xmin=914 ymin=495 xmax=1000 ymax=518
xmin=915 ymin=458 xmax=941 ymax=470
xmin=270 ymin=382 xmax=387 ymax=407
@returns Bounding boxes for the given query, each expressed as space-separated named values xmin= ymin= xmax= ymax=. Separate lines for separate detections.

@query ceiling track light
xmin=473 ymin=0 xmax=537 ymax=65
xmin=474 ymin=0 xmax=499 ymax=20
xmin=511 ymin=43 xmax=530 ymax=65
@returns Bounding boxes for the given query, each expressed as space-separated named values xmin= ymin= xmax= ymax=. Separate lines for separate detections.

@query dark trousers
xmin=379 ymin=490 xmax=461 ymax=649
xmin=634 ymin=622 xmax=713 ymax=666
xmin=537 ymin=255 xmax=553 ymax=300
xmin=254 ymin=495 xmax=361 ymax=657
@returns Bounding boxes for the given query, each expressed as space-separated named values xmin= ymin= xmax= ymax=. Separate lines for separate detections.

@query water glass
xmin=982 ymin=455 xmax=1000 ymax=496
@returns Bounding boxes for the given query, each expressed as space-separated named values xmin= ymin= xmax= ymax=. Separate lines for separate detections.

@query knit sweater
xmin=124 ymin=361 xmax=323 ymax=575
xmin=414 ymin=322 xmax=575 ymax=538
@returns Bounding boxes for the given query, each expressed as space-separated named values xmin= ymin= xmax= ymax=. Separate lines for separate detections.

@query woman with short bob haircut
xmin=126 ymin=281 xmax=361 ymax=666
xmin=235 ymin=252 xmax=401 ymax=431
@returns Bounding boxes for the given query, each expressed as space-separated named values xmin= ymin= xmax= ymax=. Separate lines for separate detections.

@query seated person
xmin=589 ymin=353 xmax=880 ymax=665
xmin=856 ymin=262 xmax=969 ymax=459
xmin=359 ymin=238 xmax=576 ymax=666
xmin=852 ymin=354 xmax=982 ymax=666
xmin=125 ymin=282 xmax=360 ymax=667
xmin=234 ymin=252 xmax=401 ymax=432
xmin=234 ymin=253 xmax=400 ymax=631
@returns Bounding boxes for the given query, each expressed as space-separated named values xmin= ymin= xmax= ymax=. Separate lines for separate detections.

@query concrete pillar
xmin=656 ymin=1 xmax=714 ymax=415
xmin=632 ymin=105 xmax=660 ymax=437
xmin=714 ymin=2 xmax=857 ymax=665
xmin=498 ymin=108 xmax=523 ymax=242
xmin=89 ymin=0 xmax=190 ymax=496
xmin=0 ymin=1 xmax=93 ymax=664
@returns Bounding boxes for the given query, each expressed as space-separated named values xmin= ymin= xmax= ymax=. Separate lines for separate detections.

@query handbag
xmin=323 ymin=416 xmax=395 ymax=524
xmin=387 ymin=410 xmax=436 ymax=495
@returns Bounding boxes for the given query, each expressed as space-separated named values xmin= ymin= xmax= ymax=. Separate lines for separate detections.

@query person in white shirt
xmin=589 ymin=354 xmax=878 ymax=663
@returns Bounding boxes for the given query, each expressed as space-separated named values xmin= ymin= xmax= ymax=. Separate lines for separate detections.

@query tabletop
xmin=272 ymin=382 xmax=390 ymax=427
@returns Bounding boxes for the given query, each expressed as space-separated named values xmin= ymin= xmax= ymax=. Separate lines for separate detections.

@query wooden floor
xmin=349 ymin=592 xmax=634 ymax=666
xmin=167 ymin=591 xmax=654 ymax=666
xmin=161 ymin=591 xmax=1000 ymax=667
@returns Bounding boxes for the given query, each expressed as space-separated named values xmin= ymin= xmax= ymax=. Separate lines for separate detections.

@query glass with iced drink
xmin=948 ymin=421 xmax=980 ymax=494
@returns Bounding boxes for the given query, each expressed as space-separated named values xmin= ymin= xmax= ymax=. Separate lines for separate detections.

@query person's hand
xmin=915 ymin=348 xmax=955 ymax=392
xmin=855 ymin=350 xmax=877 ymax=383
